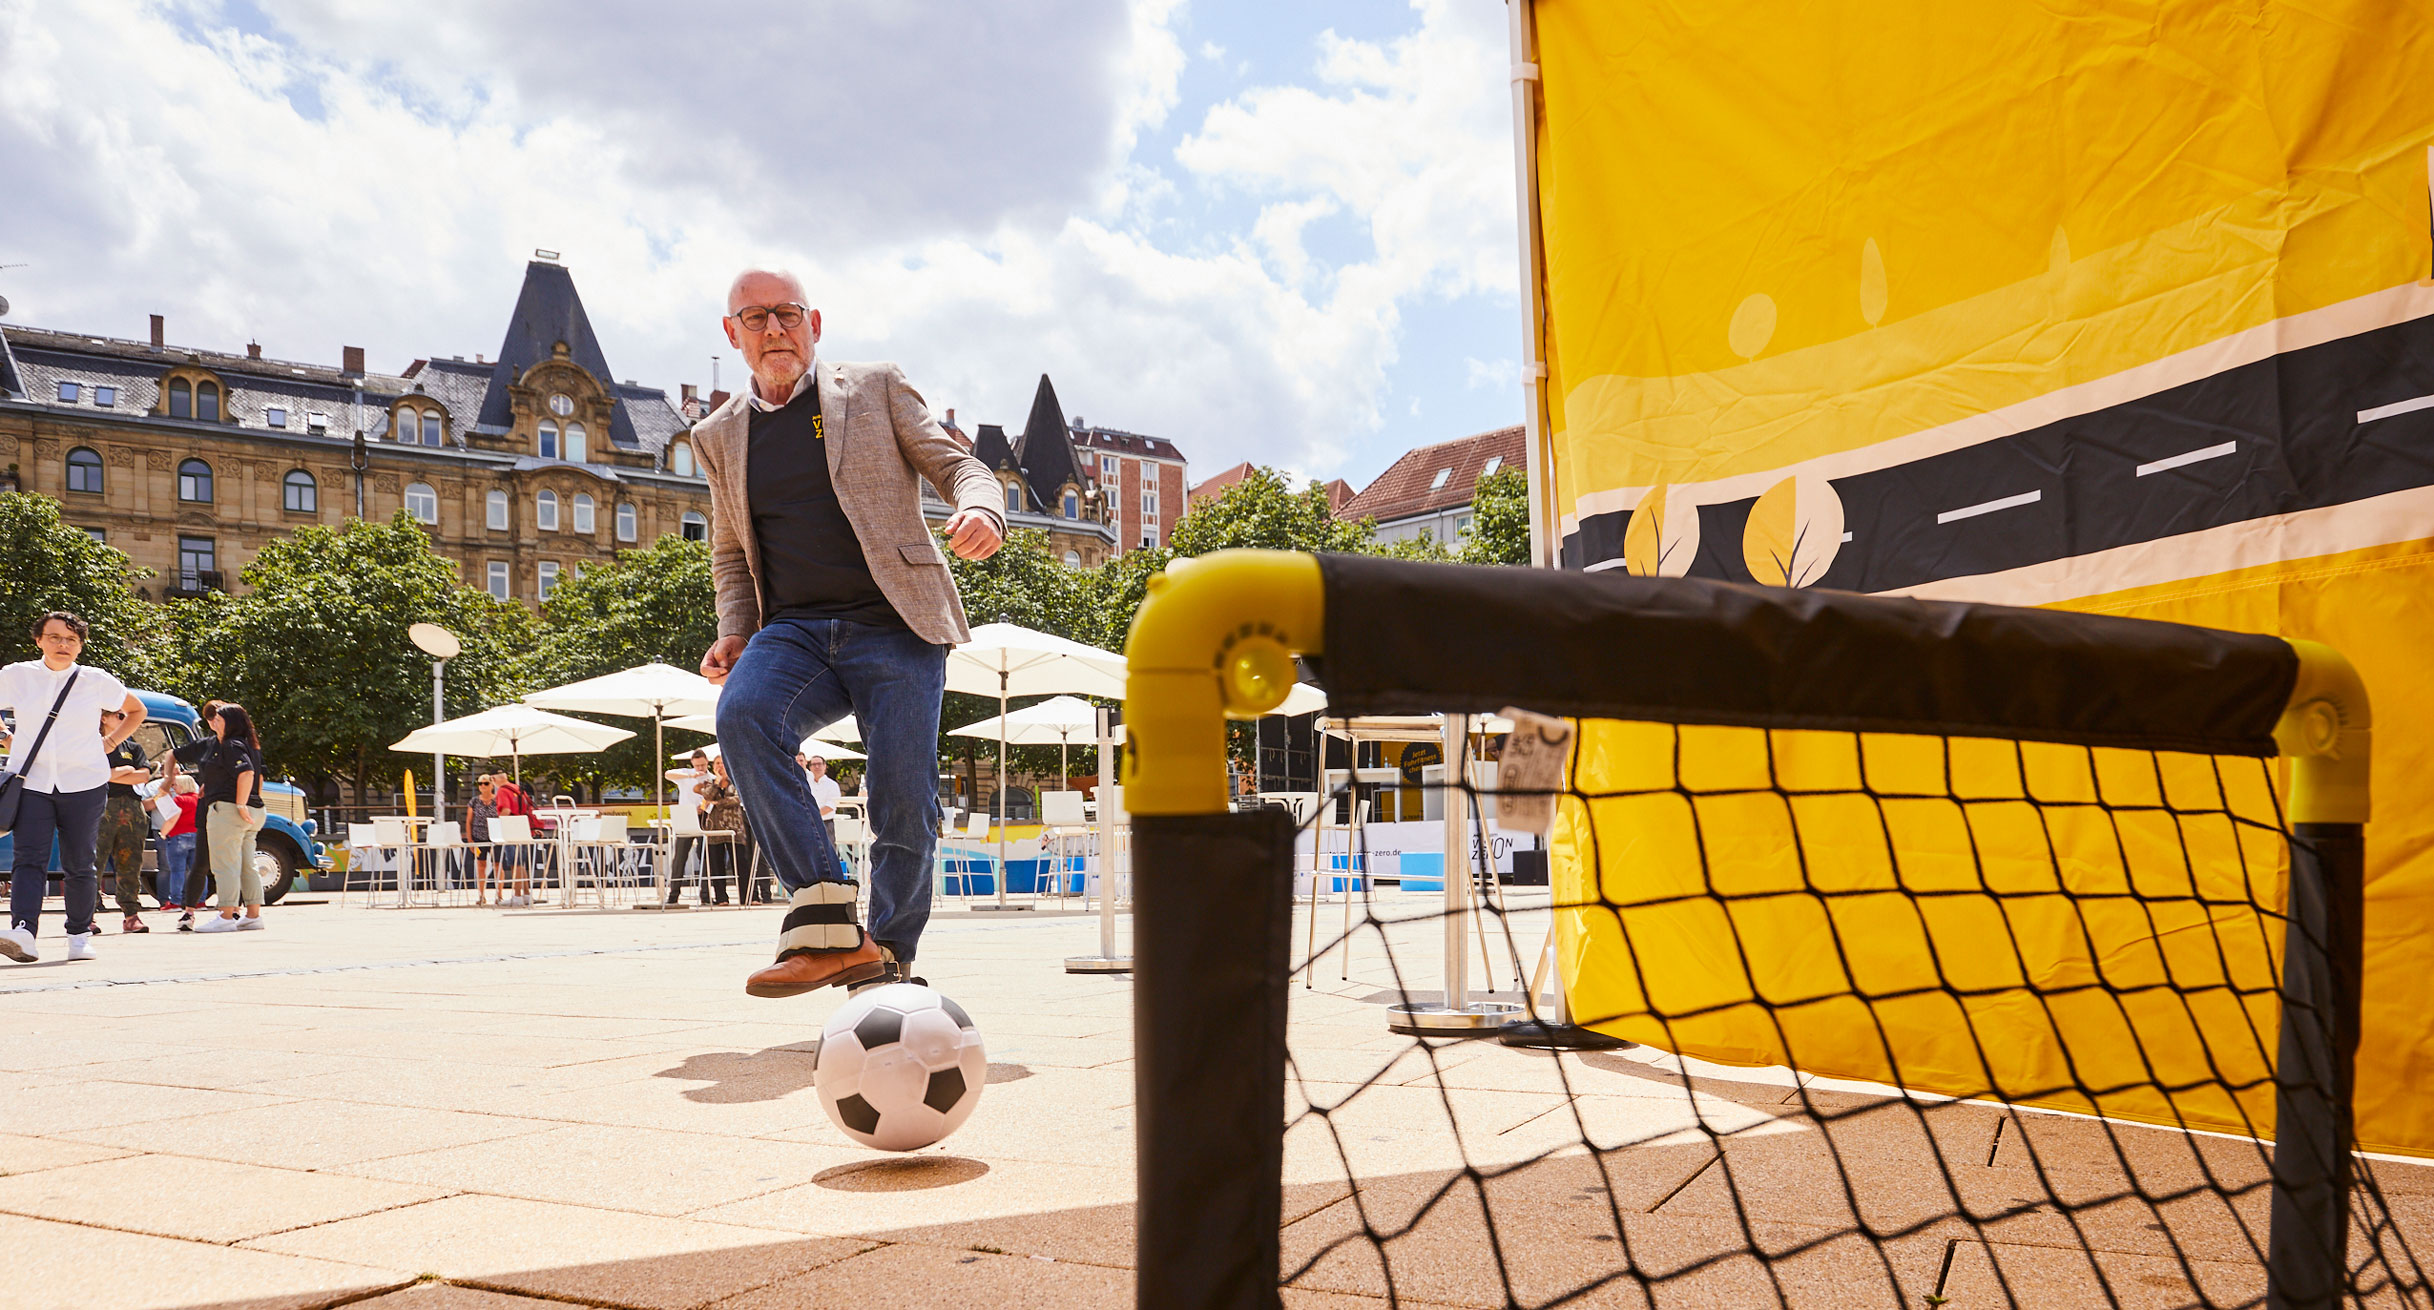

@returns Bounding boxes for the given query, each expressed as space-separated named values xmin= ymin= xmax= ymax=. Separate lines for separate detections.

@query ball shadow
xmin=813 ymin=1156 xmax=991 ymax=1192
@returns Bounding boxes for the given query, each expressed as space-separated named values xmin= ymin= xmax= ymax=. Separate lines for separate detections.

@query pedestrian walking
xmin=176 ymin=703 xmax=268 ymax=933
xmin=663 ymin=750 xmax=717 ymax=906
xmin=1 ymin=612 xmax=149 ymax=963
xmin=696 ymin=267 xmax=1004 ymax=996
xmin=99 ymin=708 xmax=155 ymax=933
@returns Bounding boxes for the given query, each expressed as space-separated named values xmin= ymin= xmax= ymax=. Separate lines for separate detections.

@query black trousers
xmin=663 ymin=834 xmax=733 ymax=904
xmin=8 ymin=784 xmax=105 ymax=937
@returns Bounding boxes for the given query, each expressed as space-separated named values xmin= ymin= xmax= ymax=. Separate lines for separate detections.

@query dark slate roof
xmin=474 ymin=261 xmax=643 ymax=450
xmin=1010 ymin=374 xmax=1088 ymax=512
xmin=0 ymin=324 xmax=21 ymax=399
xmin=972 ymin=422 xmax=1015 ymax=470
xmin=1070 ymin=423 xmax=1184 ymax=462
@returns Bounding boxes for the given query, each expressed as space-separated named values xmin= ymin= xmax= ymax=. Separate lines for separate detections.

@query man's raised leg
xmin=715 ymin=618 xmax=884 ymax=996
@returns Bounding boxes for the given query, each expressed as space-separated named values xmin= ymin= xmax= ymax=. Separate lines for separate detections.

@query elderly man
xmin=698 ymin=268 xmax=1003 ymax=997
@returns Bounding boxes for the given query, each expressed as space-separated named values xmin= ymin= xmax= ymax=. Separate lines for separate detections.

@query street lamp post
xmin=409 ymin=623 xmax=462 ymax=829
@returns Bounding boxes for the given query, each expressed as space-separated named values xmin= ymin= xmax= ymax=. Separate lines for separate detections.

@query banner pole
xmin=1507 ymin=0 xmax=1557 ymax=571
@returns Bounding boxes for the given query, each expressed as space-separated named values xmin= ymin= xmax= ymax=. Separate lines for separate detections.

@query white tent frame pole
xmin=995 ymin=669 xmax=1009 ymax=908
xmin=430 ymin=658 xmax=447 ymax=833
xmin=1507 ymin=0 xmax=1557 ymax=571
xmin=1097 ymin=730 xmax=1117 ymax=955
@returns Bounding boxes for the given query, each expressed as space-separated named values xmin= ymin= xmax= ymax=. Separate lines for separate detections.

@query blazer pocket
xmin=898 ymin=542 xmax=949 ymax=567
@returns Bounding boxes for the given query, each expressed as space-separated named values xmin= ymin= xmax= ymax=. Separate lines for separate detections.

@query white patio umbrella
xmin=1272 ymin=681 xmax=1328 ymax=718
xmin=665 ymin=712 xmax=860 ymax=743
xmin=949 ymin=694 xmax=1099 ymax=782
xmin=524 ymin=663 xmax=721 ymax=843
xmin=390 ymin=704 xmax=635 ymax=786
xmin=945 ymin=624 xmax=1128 ymax=907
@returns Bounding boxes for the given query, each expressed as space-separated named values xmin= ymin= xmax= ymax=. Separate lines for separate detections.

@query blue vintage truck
xmin=0 ymin=690 xmax=329 ymax=903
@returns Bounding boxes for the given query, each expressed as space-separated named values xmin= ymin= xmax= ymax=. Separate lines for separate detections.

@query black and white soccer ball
xmin=813 ymin=983 xmax=986 ymax=1151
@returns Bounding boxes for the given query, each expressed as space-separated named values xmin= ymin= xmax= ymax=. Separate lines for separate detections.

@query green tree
xmin=0 ymin=492 xmax=163 ymax=683
xmin=939 ymin=528 xmax=1103 ymax=802
xmin=164 ymin=513 xmax=538 ymax=801
xmin=524 ymin=535 xmax=721 ymax=794
xmin=1459 ymin=466 xmax=1532 ymax=565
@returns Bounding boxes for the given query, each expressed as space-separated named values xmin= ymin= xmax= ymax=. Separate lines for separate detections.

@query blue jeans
xmin=159 ymin=832 xmax=197 ymax=906
xmin=8 ymin=784 xmax=104 ymax=938
xmin=715 ymin=616 xmax=946 ymax=960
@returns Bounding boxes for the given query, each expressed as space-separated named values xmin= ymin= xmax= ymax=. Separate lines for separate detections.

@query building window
xmin=307 ymin=411 xmax=328 ymax=432
xmin=1142 ymin=490 xmax=1158 ymax=517
xmin=572 ymin=493 xmax=595 ymax=535
xmin=66 ymin=446 xmax=103 ymax=494
xmin=178 ymin=536 xmax=216 ymax=587
xmin=265 ymin=406 xmax=287 ymax=428
xmin=283 ymin=469 xmax=316 ymax=513
xmin=167 ymin=379 xmax=192 ymax=418
xmin=486 ymin=560 xmax=510 ymax=601
xmin=197 ymin=381 xmax=221 ymax=422
xmin=486 ymin=489 xmax=509 ymax=531
xmin=178 ymin=458 xmax=213 ymax=503
xmin=1101 ymin=455 xmax=1117 ymax=477
xmin=404 ymin=482 xmax=439 ymax=525
xmin=1062 ymin=490 xmax=1078 ymax=519
xmin=564 ymin=424 xmax=587 ymax=463
xmin=93 ymin=385 xmax=115 ymax=407
xmin=1005 ymin=483 xmax=1023 ymax=514
xmin=1481 ymin=455 xmax=1502 ymax=477
xmin=421 ymin=411 xmax=442 ymax=446
xmin=536 ymin=490 xmax=559 ymax=531
xmin=84 ymin=526 xmax=107 ymax=544
xmin=57 ymin=381 xmax=79 ymax=403
xmin=548 ymin=393 xmax=574 ymax=417
xmin=537 ymin=560 xmax=560 ymax=600
xmin=1141 ymin=527 xmax=1159 ymax=550
xmin=615 ymin=501 xmax=637 ymax=542
xmin=538 ymin=421 xmax=559 ymax=459
xmin=671 ymin=442 xmax=694 ymax=476
xmin=681 ymin=511 xmax=707 ymax=542
xmin=1430 ymin=467 xmax=1453 ymax=491
xmin=1064 ymin=550 xmax=1081 ymax=569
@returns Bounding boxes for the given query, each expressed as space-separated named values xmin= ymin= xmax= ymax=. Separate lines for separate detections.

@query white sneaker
xmin=195 ymin=914 xmax=245 ymax=934
xmin=0 ymin=925 xmax=36 ymax=962
xmin=66 ymin=931 xmax=97 ymax=961
xmin=236 ymin=916 xmax=265 ymax=931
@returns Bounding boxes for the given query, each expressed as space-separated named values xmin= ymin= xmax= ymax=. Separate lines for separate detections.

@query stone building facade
xmin=0 ymin=258 xmax=712 ymax=605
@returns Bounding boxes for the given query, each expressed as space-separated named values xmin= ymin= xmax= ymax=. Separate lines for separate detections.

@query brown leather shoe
xmin=745 ymin=937 xmax=886 ymax=998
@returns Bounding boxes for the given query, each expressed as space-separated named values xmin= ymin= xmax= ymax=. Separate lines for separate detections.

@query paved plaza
xmin=1 ymin=896 xmax=2428 ymax=1309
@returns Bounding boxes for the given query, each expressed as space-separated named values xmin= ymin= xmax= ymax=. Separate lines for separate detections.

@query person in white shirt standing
xmin=1 ymin=612 xmax=147 ymax=963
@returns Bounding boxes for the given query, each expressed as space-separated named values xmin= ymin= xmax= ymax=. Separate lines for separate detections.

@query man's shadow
xmin=655 ymin=1044 xmax=1033 ymax=1105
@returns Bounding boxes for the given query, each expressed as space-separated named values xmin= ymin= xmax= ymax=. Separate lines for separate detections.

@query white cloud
xmin=1466 ymin=356 xmax=1518 ymax=390
xmin=0 ymin=0 xmax=1516 ymax=480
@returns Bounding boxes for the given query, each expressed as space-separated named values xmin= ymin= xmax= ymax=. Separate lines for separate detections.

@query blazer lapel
xmin=818 ymin=361 xmax=850 ymax=493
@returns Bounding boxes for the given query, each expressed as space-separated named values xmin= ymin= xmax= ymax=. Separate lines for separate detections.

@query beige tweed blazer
xmin=692 ymin=360 xmax=1003 ymax=647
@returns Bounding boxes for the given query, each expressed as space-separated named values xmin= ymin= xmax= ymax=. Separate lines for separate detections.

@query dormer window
xmin=538 ymin=421 xmax=559 ymax=459
xmin=265 ymin=407 xmax=288 ymax=428
xmin=197 ymin=381 xmax=221 ymax=422
xmin=671 ymin=442 xmax=694 ymax=477
xmin=421 ymin=411 xmax=442 ymax=446
xmin=548 ymin=393 xmax=575 ymax=418
xmin=93 ymin=386 xmax=115 ymax=407
xmin=1430 ymin=467 xmax=1453 ymax=491
xmin=167 ymin=379 xmax=192 ymax=418
xmin=1005 ymin=484 xmax=1023 ymax=514
xmin=57 ymin=381 xmax=79 ymax=403
xmin=564 ymin=423 xmax=587 ymax=463
xmin=1063 ymin=490 xmax=1078 ymax=519
xmin=1481 ymin=455 xmax=1502 ymax=477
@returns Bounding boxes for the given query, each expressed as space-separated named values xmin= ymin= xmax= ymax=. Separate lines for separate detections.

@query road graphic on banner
xmin=1560 ymin=307 xmax=2434 ymax=592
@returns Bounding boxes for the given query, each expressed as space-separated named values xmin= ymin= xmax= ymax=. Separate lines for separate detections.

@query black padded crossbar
xmin=1313 ymin=553 xmax=2299 ymax=757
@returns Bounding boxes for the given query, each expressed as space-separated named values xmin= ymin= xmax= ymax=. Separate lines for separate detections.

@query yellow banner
xmin=1534 ymin=0 xmax=2434 ymax=1154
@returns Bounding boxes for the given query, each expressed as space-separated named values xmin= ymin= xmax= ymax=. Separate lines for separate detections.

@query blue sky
xmin=0 ymin=0 xmax=1524 ymax=491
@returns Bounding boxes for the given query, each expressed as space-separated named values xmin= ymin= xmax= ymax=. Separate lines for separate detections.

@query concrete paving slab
xmin=245 ymin=1193 xmax=867 ymax=1309
xmin=58 ymin=1099 xmax=558 ymax=1171
xmin=0 ymin=1130 xmax=133 ymax=1175
xmin=334 ymin=1122 xmax=867 ymax=1216
xmin=349 ymin=1284 xmax=570 ymax=1309
xmin=0 ymin=1078 xmax=292 ymax=1135
xmin=0 ymin=1151 xmax=449 ymax=1242
xmin=708 ymin=1240 xmax=1131 ymax=1310
xmin=0 ymin=1209 xmax=407 ymax=1310
xmin=703 ymin=1157 xmax=1140 ymax=1253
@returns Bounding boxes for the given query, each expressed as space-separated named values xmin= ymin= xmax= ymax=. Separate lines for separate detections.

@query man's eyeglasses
xmin=730 ymin=303 xmax=808 ymax=332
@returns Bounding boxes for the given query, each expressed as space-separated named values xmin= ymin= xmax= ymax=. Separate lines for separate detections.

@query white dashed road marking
xmin=1936 ymin=489 xmax=2042 ymax=525
xmin=2135 ymin=440 xmax=2239 ymax=477
xmin=2357 ymin=393 xmax=2434 ymax=424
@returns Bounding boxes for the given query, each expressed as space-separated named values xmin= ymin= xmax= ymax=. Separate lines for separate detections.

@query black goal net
xmin=1127 ymin=552 xmax=2429 ymax=1310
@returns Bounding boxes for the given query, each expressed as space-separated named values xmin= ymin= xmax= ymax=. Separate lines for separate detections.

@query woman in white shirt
xmin=0 ymin=612 xmax=149 ymax=964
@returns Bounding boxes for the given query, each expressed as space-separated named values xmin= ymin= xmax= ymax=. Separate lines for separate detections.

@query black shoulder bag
xmin=0 ymin=670 xmax=82 ymax=837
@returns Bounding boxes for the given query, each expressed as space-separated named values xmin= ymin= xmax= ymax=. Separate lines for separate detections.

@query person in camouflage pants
xmin=100 ymin=713 xmax=154 ymax=932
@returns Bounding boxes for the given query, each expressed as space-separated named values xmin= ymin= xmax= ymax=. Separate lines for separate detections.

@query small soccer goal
xmin=1119 ymin=549 xmax=2426 ymax=1310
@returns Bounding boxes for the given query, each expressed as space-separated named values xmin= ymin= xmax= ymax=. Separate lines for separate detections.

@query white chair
xmin=489 ymin=814 xmax=546 ymax=906
xmin=342 ymin=823 xmax=385 ymax=907
xmin=564 ymin=815 xmax=630 ymax=906
xmin=1037 ymin=791 xmax=1088 ymax=901
xmin=369 ymin=818 xmax=414 ymax=907
xmin=938 ymin=810 xmax=997 ymax=898
xmin=420 ymin=821 xmax=471 ymax=906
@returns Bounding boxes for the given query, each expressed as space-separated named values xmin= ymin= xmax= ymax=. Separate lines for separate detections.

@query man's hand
xmin=701 ymin=635 xmax=747 ymax=686
xmin=944 ymin=509 xmax=1003 ymax=561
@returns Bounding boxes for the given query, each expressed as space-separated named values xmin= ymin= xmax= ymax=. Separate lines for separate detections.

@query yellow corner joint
xmin=1121 ymin=550 xmax=1325 ymax=816
xmin=2274 ymin=639 xmax=2371 ymax=826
